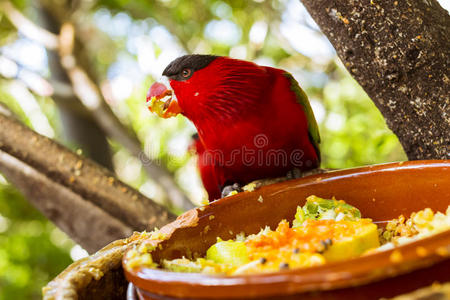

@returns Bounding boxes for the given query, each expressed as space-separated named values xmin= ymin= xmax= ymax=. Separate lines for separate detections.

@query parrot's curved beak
xmin=146 ymin=78 xmax=182 ymax=118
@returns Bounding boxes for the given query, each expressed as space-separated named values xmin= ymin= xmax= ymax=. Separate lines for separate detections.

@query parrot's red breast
xmin=148 ymin=55 xmax=320 ymax=201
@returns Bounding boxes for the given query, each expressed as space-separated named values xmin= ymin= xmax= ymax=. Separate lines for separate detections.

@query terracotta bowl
xmin=124 ymin=160 xmax=450 ymax=300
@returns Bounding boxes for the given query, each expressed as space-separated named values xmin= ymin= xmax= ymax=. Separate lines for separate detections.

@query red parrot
xmin=147 ymin=55 xmax=320 ymax=201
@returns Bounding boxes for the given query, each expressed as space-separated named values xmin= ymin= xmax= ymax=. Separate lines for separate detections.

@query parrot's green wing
xmin=284 ymin=72 xmax=321 ymax=161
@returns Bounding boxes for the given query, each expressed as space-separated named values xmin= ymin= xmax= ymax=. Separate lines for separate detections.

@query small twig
xmin=0 ymin=1 xmax=59 ymax=50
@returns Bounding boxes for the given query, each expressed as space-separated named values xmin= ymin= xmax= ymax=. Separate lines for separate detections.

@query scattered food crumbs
xmin=243 ymin=182 xmax=257 ymax=192
xmin=75 ymin=160 xmax=83 ymax=169
xmin=204 ymin=225 xmax=210 ymax=234
xmin=87 ymin=267 xmax=104 ymax=280
xmin=257 ymin=195 xmax=264 ymax=203
xmin=209 ymin=215 xmax=215 ymax=220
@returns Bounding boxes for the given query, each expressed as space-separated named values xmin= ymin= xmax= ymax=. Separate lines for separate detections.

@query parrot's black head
xmin=162 ymin=54 xmax=219 ymax=81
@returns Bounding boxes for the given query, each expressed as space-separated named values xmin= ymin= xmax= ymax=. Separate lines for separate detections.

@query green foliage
xmin=317 ymin=69 xmax=406 ymax=168
xmin=0 ymin=182 xmax=73 ymax=300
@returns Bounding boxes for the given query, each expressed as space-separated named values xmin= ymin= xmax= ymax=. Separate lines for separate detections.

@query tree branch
xmin=0 ymin=106 xmax=176 ymax=251
xmin=0 ymin=150 xmax=132 ymax=253
xmin=0 ymin=1 xmax=59 ymax=50
xmin=300 ymin=0 xmax=450 ymax=160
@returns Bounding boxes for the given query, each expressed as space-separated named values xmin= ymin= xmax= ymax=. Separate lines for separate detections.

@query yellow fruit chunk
xmin=206 ymin=240 xmax=249 ymax=266
xmin=323 ymin=223 xmax=379 ymax=262
xmin=148 ymin=96 xmax=166 ymax=117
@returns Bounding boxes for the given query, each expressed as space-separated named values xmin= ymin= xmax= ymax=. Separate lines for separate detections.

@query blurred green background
xmin=5 ymin=0 xmax=447 ymax=298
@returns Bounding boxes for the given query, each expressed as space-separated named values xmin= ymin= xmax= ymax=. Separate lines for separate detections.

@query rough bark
xmin=301 ymin=0 xmax=450 ymax=160
xmin=0 ymin=106 xmax=176 ymax=252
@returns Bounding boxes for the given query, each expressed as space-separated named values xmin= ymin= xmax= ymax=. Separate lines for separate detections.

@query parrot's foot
xmin=286 ymin=168 xmax=302 ymax=179
xmin=221 ymin=183 xmax=242 ymax=198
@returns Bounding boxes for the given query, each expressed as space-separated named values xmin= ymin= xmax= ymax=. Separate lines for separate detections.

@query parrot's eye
xmin=181 ymin=69 xmax=192 ymax=78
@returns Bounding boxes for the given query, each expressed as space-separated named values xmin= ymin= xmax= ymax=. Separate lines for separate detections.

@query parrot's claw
xmin=221 ymin=183 xmax=242 ymax=198
xmin=286 ymin=168 xmax=302 ymax=179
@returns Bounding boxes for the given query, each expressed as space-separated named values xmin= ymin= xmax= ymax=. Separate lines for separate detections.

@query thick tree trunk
xmin=301 ymin=0 xmax=449 ymax=160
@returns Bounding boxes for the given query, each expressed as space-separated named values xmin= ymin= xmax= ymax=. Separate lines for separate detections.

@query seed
xmin=279 ymin=262 xmax=289 ymax=269
xmin=259 ymin=257 xmax=267 ymax=264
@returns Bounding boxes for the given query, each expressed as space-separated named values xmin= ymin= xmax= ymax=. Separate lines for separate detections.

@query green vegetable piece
xmin=293 ymin=195 xmax=361 ymax=227
xmin=206 ymin=240 xmax=249 ymax=266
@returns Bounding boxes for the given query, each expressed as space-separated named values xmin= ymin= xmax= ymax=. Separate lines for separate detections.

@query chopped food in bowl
xmin=123 ymin=195 xmax=450 ymax=276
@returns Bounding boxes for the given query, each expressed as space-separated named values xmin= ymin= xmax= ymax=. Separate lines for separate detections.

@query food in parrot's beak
xmin=147 ymin=82 xmax=182 ymax=118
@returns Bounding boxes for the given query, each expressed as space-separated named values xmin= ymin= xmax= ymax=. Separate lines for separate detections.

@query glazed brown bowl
xmin=124 ymin=160 xmax=450 ymax=300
